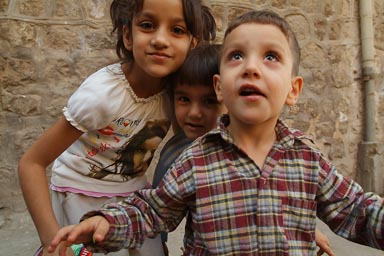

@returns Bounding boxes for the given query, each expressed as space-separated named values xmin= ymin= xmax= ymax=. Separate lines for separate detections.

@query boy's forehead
xmin=222 ymin=23 xmax=290 ymax=52
xmin=225 ymin=23 xmax=286 ymax=42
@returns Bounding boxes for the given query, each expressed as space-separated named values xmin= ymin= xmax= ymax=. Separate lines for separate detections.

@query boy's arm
xmin=47 ymin=198 xmax=161 ymax=254
xmin=317 ymin=162 xmax=384 ymax=250
xmin=86 ymin=184 xmax=188 ymax=251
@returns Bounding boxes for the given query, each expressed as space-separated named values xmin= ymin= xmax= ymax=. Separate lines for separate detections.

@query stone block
xmin=16 ymin=0 xmax=45 ymax=17
xmin=1 ymin=91 xmax=42 ymax=116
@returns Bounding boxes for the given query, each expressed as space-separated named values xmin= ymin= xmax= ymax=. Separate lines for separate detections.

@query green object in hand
xmin=71 ymin=244 xmax=83 ymax=256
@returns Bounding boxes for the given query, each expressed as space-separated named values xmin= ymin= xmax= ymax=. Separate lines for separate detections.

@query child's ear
xmin=123 ymin=25 xmax=132 ymax=50
xmin=285 ymin=75 xmax=303 ymax=106
xmin=213 ymin=74 xmax=223 ymax=103
xmin=190 ymin=37 xmax=198 ymax=49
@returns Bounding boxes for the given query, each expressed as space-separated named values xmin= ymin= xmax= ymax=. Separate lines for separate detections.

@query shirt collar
xmin=204 ymin=114 xmax=314 ymax=149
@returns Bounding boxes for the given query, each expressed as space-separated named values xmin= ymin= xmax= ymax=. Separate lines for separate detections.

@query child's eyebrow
xmin=173 ymin=89 xmax=189 ymax=95
xmin=223 ymin=41 xmax=289 ymax=57
xmin=137 ymin=11 xmax=186 ymax=24
xmin=266 ymin=41 xmax=288 ymax=51
xmin=222 ymin=40 xmax=243 ymax=50
xmin=221 ymin=39 xmax=251 ymax=54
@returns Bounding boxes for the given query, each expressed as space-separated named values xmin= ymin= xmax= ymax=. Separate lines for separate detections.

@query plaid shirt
xmin=86 ymin=115 xmax=384 ymax=255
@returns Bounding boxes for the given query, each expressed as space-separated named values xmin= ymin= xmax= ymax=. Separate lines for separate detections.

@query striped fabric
xmin=85 ymin=114 xmax=384 ymax=255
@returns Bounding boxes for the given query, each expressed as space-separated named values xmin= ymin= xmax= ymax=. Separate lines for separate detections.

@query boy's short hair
xmin=224 ymin=10 xmax=301 ymax=76
xmin=171 ymin=43 xmax=221 ymax=88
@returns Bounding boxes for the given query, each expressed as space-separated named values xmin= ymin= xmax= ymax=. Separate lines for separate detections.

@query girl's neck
xmin=121 ymin=62 xmax=166 ymax=98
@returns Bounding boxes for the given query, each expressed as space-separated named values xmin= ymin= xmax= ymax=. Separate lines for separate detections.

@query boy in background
xmin=150 ymin=43 xmax=225 ymax=255
xmin=151 ymin=43 xmax=225 ymax=190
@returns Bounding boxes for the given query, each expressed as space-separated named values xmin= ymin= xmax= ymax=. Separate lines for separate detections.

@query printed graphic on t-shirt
xmin=85 ymin=118 xmax=142 ymax=158
xmin=88 ymin=119 xmax=170 ymax=181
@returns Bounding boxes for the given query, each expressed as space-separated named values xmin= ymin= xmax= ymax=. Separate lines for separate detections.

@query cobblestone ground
xmin=1 ymin=211 xmax=383 ymax=256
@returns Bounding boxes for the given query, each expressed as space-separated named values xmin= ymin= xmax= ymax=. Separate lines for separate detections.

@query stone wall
xmin=0 ymin=0 xmax=383 ymax=218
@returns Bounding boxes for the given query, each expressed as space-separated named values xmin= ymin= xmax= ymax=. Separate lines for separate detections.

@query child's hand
xmin=44 ymin=245 xmax=75 ymax=256
xmin=34 ymin=244 xmax=75 ymax=256
xmin=315 ymin=228 xmax=335 ymax=256
xmin=47 ymin=216 xmax=110 ymax=255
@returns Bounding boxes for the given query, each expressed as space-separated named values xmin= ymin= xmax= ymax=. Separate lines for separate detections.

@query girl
xmin=18 ymin=0 xmax=215 ymax=255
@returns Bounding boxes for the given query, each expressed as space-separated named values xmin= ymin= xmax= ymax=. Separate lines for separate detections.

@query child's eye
xmin=177 ymin=96 xmax=190 ymax=103
xmin=230 ymin=51 xmax=243 ymax=61
xmin=139 ymin=21 xmax=155 ymax=30
xmin=265 ymin=52 xmax=279 ymax=62
xmin=172 ymin=26 xmax=187 ymax=35
xmin=204 ymin=97 xmax=218 ymax=106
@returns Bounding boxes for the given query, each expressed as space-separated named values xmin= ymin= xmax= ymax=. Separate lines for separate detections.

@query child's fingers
xmin=320 ymin=245 xmax=335 ymax=256
xmin=45 ymin=241 xmax=73 ymax=256
xmin=317 ymin=243 xmax=335 ymax=256
xmin=48 ymin=216 xmax=110 ymax=254
xmin=48 ymin=225 xmax=76 ymax=253
xmin=67 ymin=216 xmax=110 ymax=244
xmin=57 ymin=242 xmax=74 ymax=256
xmin=90 ymin=216 xmax=111 ymax=243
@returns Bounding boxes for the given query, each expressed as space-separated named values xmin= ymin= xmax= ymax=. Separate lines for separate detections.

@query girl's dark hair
xmin=110 ymin=0 xmax=216 ymax=62
xmin=115 ymin=119 xmax=169 ymax=177
xmin=92 ymin=119 xmax=169 ymax=180
xmin=225 ymin=10 xmax=301 ymax=75
xmin=171 ymin=43 xmax=221 ymax=88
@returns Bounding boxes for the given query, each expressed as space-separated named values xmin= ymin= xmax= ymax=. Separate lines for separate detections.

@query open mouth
xmin=239 ymin=85 xmax=264 ymax=97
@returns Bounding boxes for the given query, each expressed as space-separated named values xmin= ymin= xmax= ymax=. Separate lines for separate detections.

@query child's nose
xmin=243 ymin=58 xmax=260 ymax=78
xmin=151 ymin=28 xmax=170 ymax=48
xmin=188 ymin=103 xmax=203 ymax=118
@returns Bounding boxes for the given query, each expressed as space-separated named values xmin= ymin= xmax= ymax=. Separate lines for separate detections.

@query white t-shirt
xmin=50 ymin=63 xmax=172 ymax=197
